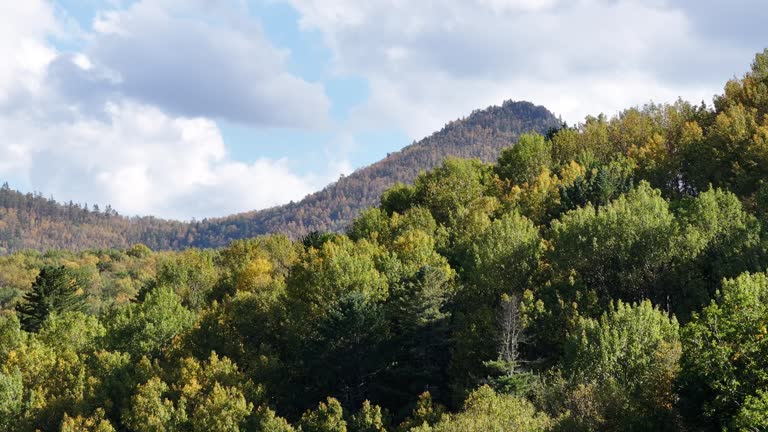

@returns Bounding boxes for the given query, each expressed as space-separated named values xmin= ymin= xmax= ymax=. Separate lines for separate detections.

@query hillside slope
xmin=0 ymin=100 xmax=560 ymax=252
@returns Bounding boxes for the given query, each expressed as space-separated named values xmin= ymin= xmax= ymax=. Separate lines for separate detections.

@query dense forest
xmin=2 ymin=50 xmax=768 ymax=431
xmin=0 ymin=101 xmax=560 ymax=253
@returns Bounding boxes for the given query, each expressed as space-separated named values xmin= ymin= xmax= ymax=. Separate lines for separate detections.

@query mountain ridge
xmin=0 ymin=100 xmax=561 ymax=253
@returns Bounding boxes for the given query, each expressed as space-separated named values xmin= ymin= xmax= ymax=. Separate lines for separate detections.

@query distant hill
xmin=0 ymin=101 xmax=560 ymax=253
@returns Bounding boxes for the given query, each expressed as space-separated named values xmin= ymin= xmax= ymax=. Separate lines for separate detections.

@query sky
xmin=0 ymin=0 xmax=766 ymax=220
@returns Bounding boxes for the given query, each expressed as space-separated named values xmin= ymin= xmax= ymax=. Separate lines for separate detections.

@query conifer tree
xmin=15 ymin=265 xmax=86 ymax=332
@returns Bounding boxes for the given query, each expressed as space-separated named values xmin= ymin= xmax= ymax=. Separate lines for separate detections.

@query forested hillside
xmin=0 ymin=185 xmax=190 ymax=253
xmin=2 ymin=50 xmax=768 ymax=431
xmin=0 ymin=101 xmax=560 ymax=253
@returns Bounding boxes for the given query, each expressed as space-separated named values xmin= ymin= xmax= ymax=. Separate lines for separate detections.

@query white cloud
xmin=285 ymin=0 xmax=764 ymax=138
xmin=0 ymin=98 xmax=321 ymax=220
xmin=476 ymin=0 xmax=559 ymax=13
xmin=0 ymin=1 xmax=57 ymax=105
xmin=63 ymin=0 xmax=331 ymax=129
xmin=0 ymin=0 xmax=337 ymax=220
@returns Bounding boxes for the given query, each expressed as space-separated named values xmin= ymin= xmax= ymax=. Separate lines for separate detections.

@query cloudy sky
xmin=1 ymin=0 xmax=765 ymax=220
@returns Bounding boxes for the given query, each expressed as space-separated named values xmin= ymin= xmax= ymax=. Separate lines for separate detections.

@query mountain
xmin=0 ymin=100 xmax=560 ymax=253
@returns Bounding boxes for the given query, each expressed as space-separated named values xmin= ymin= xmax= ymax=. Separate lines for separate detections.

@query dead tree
xmin=497 ymin=293 xmax=526 ymax=375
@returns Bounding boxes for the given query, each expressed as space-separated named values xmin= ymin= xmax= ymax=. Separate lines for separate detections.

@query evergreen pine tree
xmin=15 ymin=265 xmax=86 ymax=332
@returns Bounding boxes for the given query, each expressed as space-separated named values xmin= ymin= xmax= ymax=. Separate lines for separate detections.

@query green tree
xmin=191 ymin=383 xmax=252 ymax=432
xmin=0 ymin=312 xmax=24 ymax=364
xmin=382 ymin=266 xmax=454 ymax=405
xmin=123 ymin=377 xmax=184 ymax=432
xmin=104 ymin=286 xmax=194 ymax=358
xmin=214 ymin=235 xmax=299 ymax=300
xmin=464 ymin=212 xmax=541 ymax=297
xmin=428 ymin=385 xmax=550 ymax=432
xmin=671 ymin=187 xmax=765 ymax=317
xmin=733 ymin=390 xmax=768 ymax=432
xmin=349 ymin=400 xmax=388 ymax=432
xmin=140 ymin=249 xmax=218 ymax=310
xmin=495 ymin=133 xmax=552 ymax=185
xmin=15 ymin=265 xmax=87 ymax=332
xmin=557 ymin=157 xmax=634 ymax=214
xmin=397 ymin=392 xmax=446 ymax=431
xmin=303 ymin=292 xmax=390 ymax=409
xmin=558 ymin=301 xmax=681 ymax=431
xmin=715 ymin=49 xmax=768 ymax=117
xmin=84 ymin=350 xmax=135 ymax=427
xmin=548 ymin=182 xmax=680 ymax=308
xmin=551 ymin=114 xmax=611 ymax=164
xmin=61 ymin=408 xmax=116 ymax=432
xmin=685 ymin=51 xmax=768 ymax=198
xmin=4 ymin=335 xmax=92 ymax=430
xmin=126 ymin=244 xmax=152 ymax=259
xmin=301 ymin=231 xmax=338 ymax=250
xmin=182 ymin=292 xmax=284 ymax=400
xmin=286 ymin=237 xmax=388 ymax=331
xmin=381 ymin=183 xmax=417 ymax=216
xmin=0 ymin=368 xmax=23 ymax=432
xmin=680 ymin=272 xmax=768 ymax=430
xmin=37 ymin=311 xmax=105 ymax=354
xmin=299 ymin=397 xmax=347 ymax=432
xmin=411 ymin=158 xmax=492 ymax=225
xmin=251 ymin=406 xmax=295 ymax=432
xmin=174 ymin=353 xmax=262 ymax=428
xmin=348 ymin=208 xmax=393 ymax=242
